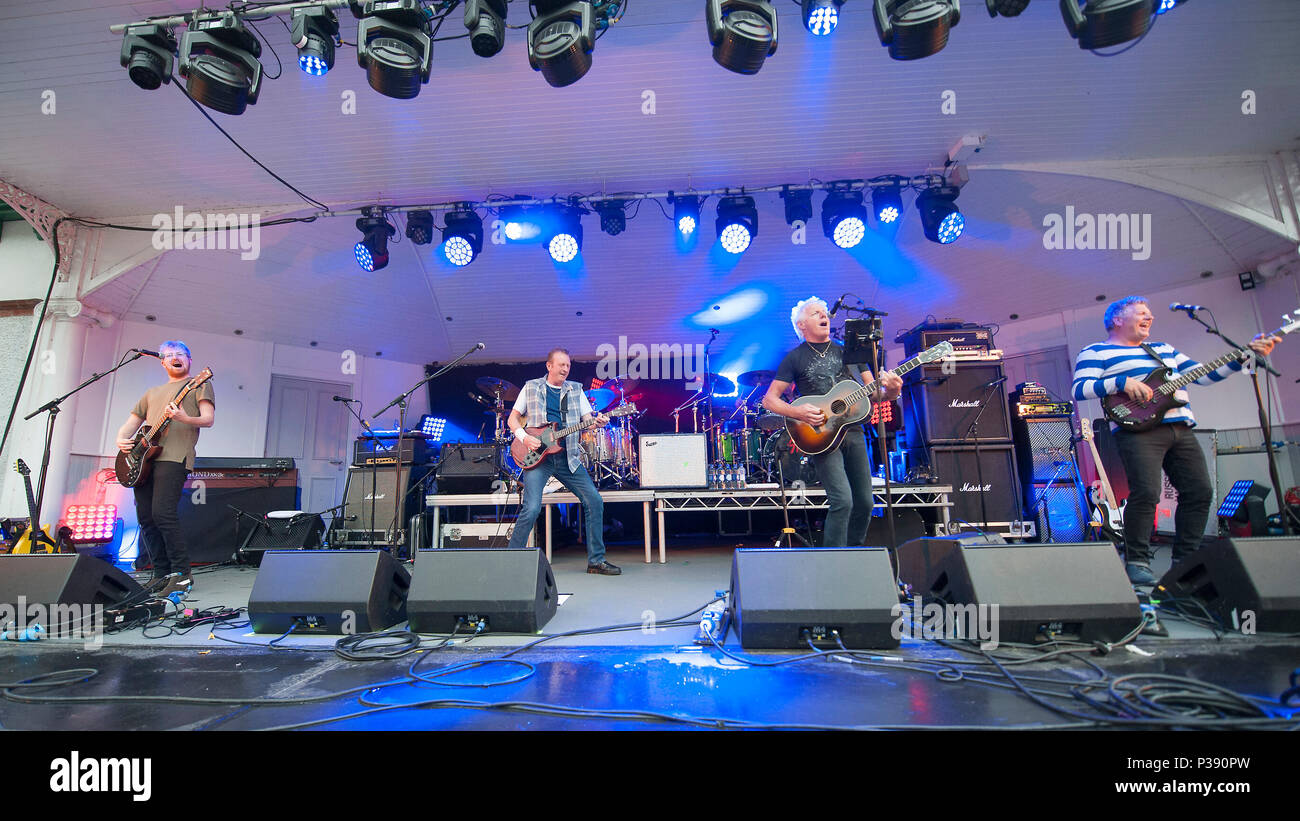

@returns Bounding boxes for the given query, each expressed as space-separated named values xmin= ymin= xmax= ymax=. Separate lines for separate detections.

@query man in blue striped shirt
xmin=1073 ymin=297 xmax=1280 ymax=584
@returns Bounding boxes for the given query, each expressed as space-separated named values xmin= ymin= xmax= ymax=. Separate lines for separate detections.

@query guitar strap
xmin=1139 ymin=342 xmax=1167 ymax=368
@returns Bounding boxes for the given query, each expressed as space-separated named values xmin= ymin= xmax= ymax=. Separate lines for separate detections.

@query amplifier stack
xmin=900 ymin=325 xmax=1023 ymax=534
xmin=1011 ymin=383 xmax=1089 ymax=543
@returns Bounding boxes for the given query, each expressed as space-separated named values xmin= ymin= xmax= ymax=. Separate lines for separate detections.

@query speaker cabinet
xmin=237 ymin=513 xmax=326 ymax=566
xmin=335 ymin=465 xmax=430 ymax=546
xmin=1156 ymin=537 xmax=1300 ymax=633
xmin=895 ymin=533 xmax=1006 ymax=593
xmin=909 ymin=444 xmax=1021 ymax=527
xmin=729 ymin=548 xmax=901 ymax=649
xmin=248 ymin=550 xmax=411 ymax=634
xmin=865 ymin=507 xmax=928 ymax=546
xmin=1012 ymin=415 xmax=1077 ymax=485
xmin=1028 ymin=482 xmax=1090 ymax=543
xmin=0 ymin=555 xmax=144 ymax=632
xmin=434 ymin=444 xmax=499 ymax=494
xmin=407 ymin=549 xmax=557 ymax=634
xmin=902 ymin=363 xmax=1011 ymax=444
xmin=924 ymin=542 xmax=1141 ymax=644
xmin=177 ymin=475 xmax=297 ymax=564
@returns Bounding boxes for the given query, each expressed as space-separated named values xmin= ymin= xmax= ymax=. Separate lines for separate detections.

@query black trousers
xmin=1113 ymin=423 xmax=1213 ymax=566
xmin=134 ymin=460 xmax=191 ymax=576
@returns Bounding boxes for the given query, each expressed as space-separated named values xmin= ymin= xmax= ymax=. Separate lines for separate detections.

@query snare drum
xmin=581 ymin=428 xmax=615 ymax=463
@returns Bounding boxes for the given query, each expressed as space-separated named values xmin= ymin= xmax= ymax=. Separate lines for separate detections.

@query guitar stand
xmin=770 ymin=453 xmax=812 ymax=548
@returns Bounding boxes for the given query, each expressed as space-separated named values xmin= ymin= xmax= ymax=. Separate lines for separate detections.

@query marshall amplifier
xmin=898 ymin=325 xmax=993 ymax=357
xmin=353 ymin=435 xmax=431 ymax=466
xmin=902 ymin=363 xmax=1012 ymax=445
xmin=907 ymin=444 xmax=1021 ymax=528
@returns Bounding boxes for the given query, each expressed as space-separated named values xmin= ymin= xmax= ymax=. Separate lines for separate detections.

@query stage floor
xmin=1 ymin=540 xmax=1297 ymax=732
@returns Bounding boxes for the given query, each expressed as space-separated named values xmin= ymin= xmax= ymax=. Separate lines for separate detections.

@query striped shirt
xmin=1071 ymin=340 xmax=1243 ymax=427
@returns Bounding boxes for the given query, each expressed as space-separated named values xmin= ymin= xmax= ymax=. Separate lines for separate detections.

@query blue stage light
xmin=821 ymin=189 xmax=868 ymax=249
xmin=716 ymin=196 xmax=758 ymax=254
xmin=355 ymin=213 xmax=395 ymax=271
xmin=803 ymin=0 xmax=844 ymax=35
xmin=441 ymin=208 xmax=483 ymax=266
xmin=917 ymin=186 xmax=964 ymax=244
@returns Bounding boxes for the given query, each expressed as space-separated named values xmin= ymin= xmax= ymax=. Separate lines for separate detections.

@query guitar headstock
xmin=14 ymin=459 xmax=29 ymax=476
xmin=611 ymin=403 xmax=637 ymax=417
xmin=1079 ymin=417 xmax=1094 ymax=440
xmin=919 ymin=341 xmax=955 ymax=364
xmin=1279 ymin=310 xmax=1300 ymax=336
xmin=192 ymin=367 xmax=214 ymax=387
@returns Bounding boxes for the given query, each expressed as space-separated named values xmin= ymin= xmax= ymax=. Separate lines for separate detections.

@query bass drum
xmin=766 ymin=429 xmax=819 ymax=487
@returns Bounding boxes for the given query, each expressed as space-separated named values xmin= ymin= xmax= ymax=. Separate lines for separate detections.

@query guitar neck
xmin=550 ymin=409 xmax=626 ymax=440
xmin=842 ymin=354 xmax=927 ymax=408
xmin=1159 ymin=321 xmax=1289 ymax=393
xmin=148 ymin=379 xmax=203 ymax=444
xmin=1081 ymin=429 xmax=1119 ymax=510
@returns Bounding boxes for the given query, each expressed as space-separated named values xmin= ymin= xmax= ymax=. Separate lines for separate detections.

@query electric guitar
xmin=10 ymin=459 xmax=59 ymax=554
xmin=114 ymin=367 xmax=213 ymax=488
xmin=511 ymin=404 xmax=638 ymax=470
xmin=1102 ymin=310 xmax=1299 ymax=432
xmin=1079 ymin=418 xmax=1125 ymax=542
xmin=785 ymin=342 xmax=954 ymax=455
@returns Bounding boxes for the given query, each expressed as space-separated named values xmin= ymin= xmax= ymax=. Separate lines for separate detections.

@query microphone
xmin=1170 ymin=302 xmax=1203 ymax=314
xmin=709 ymin=328 xmax=720 ymax=335
xmin=980 ymin=375 xmax=1009 ymax=390
xmin=828 ymin=296 xmax=845 ymax=318
xmin=331 ymin=395 xmax=356 ymax=403
xmin=469 ymin=392 xmax=491 ymax=407
xmin=475 ymin=342 xmax=486 ymax=350
xmin=131 ymin=348 xmax=161 ymax=358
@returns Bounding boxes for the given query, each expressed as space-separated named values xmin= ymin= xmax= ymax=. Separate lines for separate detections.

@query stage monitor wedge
xmin=408 ymin=548 xmax=557 ymax=634
xmin=729 ymin=547 xmax=900 ymax=649
xmin=248 ymin=550 xmax=411 ymax=634
xmin=1156 ymin=537 xmax=1300 ymax=633
xmin=0 ymin=554 xmax=144 ymax=634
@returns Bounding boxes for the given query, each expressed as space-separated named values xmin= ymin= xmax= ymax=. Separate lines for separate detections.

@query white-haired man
xmin=762 ymin=297 xmax=903 ymax=547
xmin=1073 ymin=296 xmax=1280 ymax=585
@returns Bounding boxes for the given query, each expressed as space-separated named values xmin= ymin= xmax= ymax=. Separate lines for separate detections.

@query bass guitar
xmin=784 ymin=341 xmax=954 ymax=456
xmin=1102 ymin=310 xmax=1299 ymax=432
xmin=511 ymin=404 xmax=638 ymax=470
xmin=1078 ymin=417 xmax=1125 ymax=542
xmin=114 ymin=367 xmax=213 ymax=488
xmin=9 ymin=459 xmax=62 ymax=555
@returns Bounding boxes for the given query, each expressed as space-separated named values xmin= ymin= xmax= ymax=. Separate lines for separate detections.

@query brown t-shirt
xmin=130 ymin=379 xmax=216 ymax=468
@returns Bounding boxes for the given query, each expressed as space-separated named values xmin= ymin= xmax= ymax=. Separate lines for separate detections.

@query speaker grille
xmin=902 ymin=363 xmax=1011 ymax=444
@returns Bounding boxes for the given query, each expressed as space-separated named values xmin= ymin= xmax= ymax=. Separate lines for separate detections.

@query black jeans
xmin=811 ymin=426 xmax=875 ymax=547
xmin=1113 ymin=423 xmax=1212 ymax=566
xmin=134 ymin=460 xmax=191 ymax=576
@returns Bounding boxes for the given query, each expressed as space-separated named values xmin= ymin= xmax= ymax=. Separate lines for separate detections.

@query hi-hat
xmin=702 ymin=373 xmax=735 ymax=394
xmin=737 ymin=370 xmax=776 ymax=387
xmin=476 ymin=376 xmax=520 ymax=401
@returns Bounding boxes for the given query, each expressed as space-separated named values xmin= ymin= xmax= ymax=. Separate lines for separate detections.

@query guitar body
xmin=785 ymin=381 xmax=873 ymax=456
xmin=10 ymin=524 xmax=55 ymax=555
xmin=115 ymin=432 xmax=162 ymax=488
xmin=511 ymin=424 xmax=564 ymax=469
xmin=1101 ymin=368 xmax=1187 ymax=432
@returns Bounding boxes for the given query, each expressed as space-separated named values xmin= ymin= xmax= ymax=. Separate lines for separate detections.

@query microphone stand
xmin=339 ymin=399 xmax=386 ymax=550
xmin=703 ymin=329 xmax=719 ymax=463
xmin=24 ymin=351 xmax=148 ymax=539
xmin=863 ymin=315 xmax=898 ymax=555
xmin=1181 ymin=310 xmax=1295 ymax=534
xmin=373 ymin=343 xmax=485 ymax=562
xmin=961 ymin=380 xmax=1005 ymax=530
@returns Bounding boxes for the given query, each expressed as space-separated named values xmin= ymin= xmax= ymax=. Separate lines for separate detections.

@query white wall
xmin=0 ymin=224 xmax=54 ymax=301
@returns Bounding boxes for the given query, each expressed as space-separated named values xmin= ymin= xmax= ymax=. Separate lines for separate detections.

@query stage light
xmin=441 ymin=208 xmax=483 ymax=267
xmin=985 ymin=0 xmax=1031 ymax=16
xmin=120 ymin=23 xmax=178 ymax=90
xmin=872 ymin=182 xmax=903 ymax=225
xmin=61 ymin=505 xmax=121 ymax=546
xmin=802 ymin=0 xmax=844 ymax=35
xmin=1060 ymin=0 xmax=1157 ymax=50
xmin=544 ymin=206 xmax=584 ymax=263
xmin=1155 ymin=0 xmax=1187 ymax=13
xmin=706 ymin=0 xmax=779 ymax=75
xmin=406 ymin=210 xmax=434 ymax=245
xmin=594 ymin=200 xmax=628 ymax=236
xmin=781 ymin=187 xmax=813 ymax=226
xmin=500 ymin=199 xmax=542 ymax=242
xmin=464 ymin=0 xmax=509 ymax=57
xmin=1218 ymin=479 xmax=1270 ymax=536
xmin=178 ymin=12 xmax=264 ymax=115
xmin=822 ymin=190 xmax=868 ymax=249
xmin=291 ymin=6 xmax=338 ymax=76
xmin=356 ymin=0 xmax=433 ymax=99
xmin=917 ymin=186 xmax=964 ymax=244
xmin=872 ymin=0 xmax=961 ymax=60
xmin=355 ymin=213 xmax=396 ymax=271
xmin=528 ymin=2 xmax=596 ymax=87
xmin=418 ymin=415 xmax=448 ymax=440
xmin=716 ymin=196 xmax=758 ymax=254
xmin=670 ymin=194 xmax=702 ymax=238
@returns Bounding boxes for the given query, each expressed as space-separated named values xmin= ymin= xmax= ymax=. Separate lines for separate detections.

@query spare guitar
xmin=511 ymin=404 xmax=638 ymax=470
xmin=785 ymin=341 xmax=954 ymax=456
xmin=1102 ymin=309 xmax=1300 ymax=432
xmin=114 ymin=367 xmax=214 ymax=488
xmin=1079 ymin=418 xmax=1125 ymax=543
xmin=9 ymin=459 xmax=62 ymax=555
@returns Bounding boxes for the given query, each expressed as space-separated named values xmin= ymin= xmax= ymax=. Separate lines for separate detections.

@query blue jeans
xmin=811 ymin=426 xmax=875 ymax=547
xmin=508 ymin=452 xmax=606 ymax=565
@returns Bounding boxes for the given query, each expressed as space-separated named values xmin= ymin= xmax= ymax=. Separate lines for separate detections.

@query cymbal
xmin=476 ymin=376 xmax=520 ymax=401
xmin=703 ymin=373 xmax=735 ymax=394
xmin=737 ymin=369 xmax=776 ymax=388
xmin=604 ymin=375 xmax=639 ymax=392
xmin=756 ymin=413 xmax=785 ymax=432
xmin=586 ymin=388 xmax=616 ymax=413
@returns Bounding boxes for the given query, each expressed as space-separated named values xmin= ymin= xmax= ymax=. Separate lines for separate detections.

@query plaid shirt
xmin=519 ymin=378 xmax=586 ymax=472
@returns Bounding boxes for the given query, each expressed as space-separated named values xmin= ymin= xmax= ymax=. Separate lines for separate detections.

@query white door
xmin=266 ymin=375 xmax=351 ymax=515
